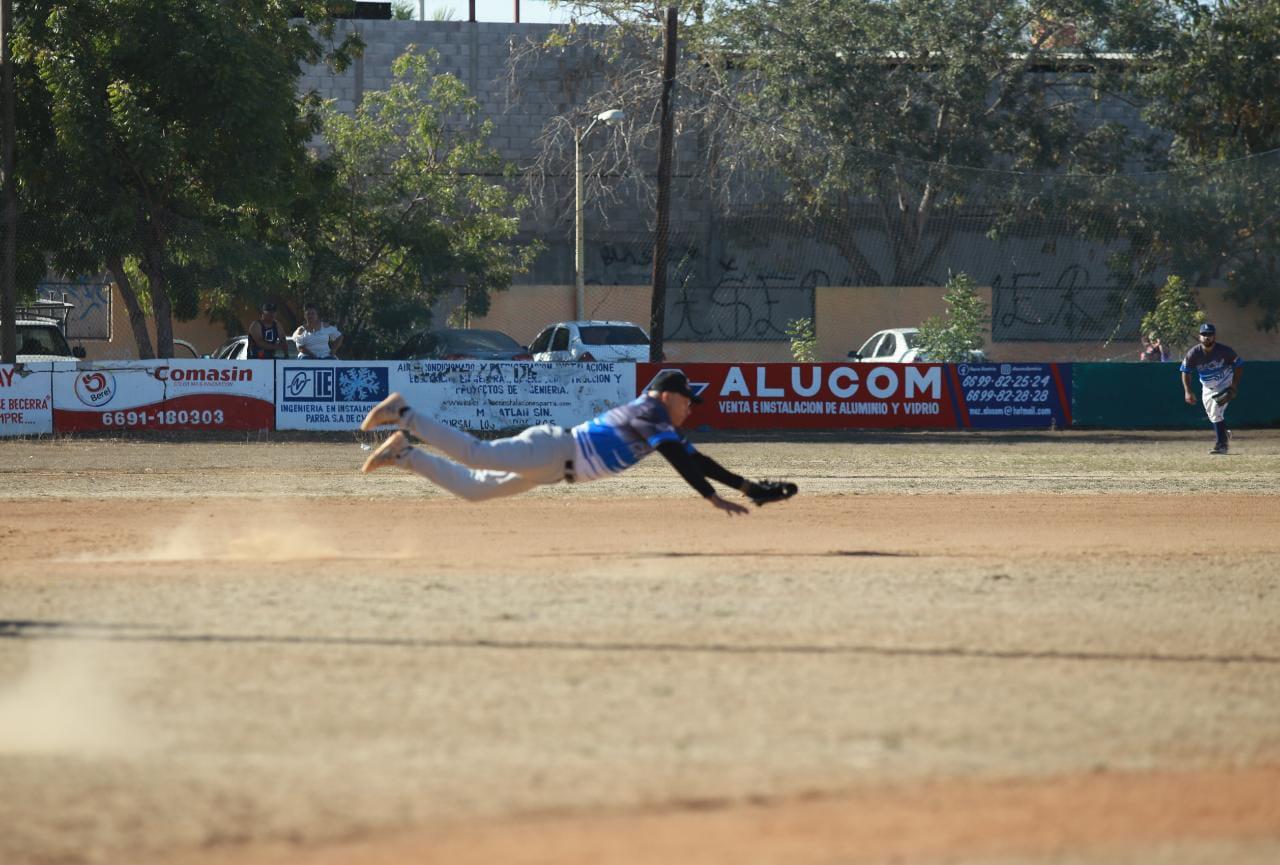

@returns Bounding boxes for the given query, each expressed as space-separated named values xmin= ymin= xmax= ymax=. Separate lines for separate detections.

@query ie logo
xmin=283 ymin=367 xmax=335 ymax=401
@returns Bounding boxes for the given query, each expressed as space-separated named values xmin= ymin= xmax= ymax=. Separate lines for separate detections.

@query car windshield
xmin=18 ymin=324 xmax=72 ymax=355
xmin=578 ymin=325 xmax=648 ymax=346
xmin=445 ymin=330 xmax=522 ymax=351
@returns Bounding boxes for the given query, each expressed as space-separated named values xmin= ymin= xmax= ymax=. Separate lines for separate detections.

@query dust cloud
xmin=0 ymin=641 xmax=147 ymax=756
xmin=71 ymin=503 xmax=349 ymax=563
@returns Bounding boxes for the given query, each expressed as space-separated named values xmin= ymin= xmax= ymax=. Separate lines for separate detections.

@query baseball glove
xmin=747 ymin=479 xmax=799 ymax=507
xmin=1212 ymin=386 xmax=1238 ymax=407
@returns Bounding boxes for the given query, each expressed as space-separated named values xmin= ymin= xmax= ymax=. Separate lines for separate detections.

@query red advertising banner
xmin=52 ymin=360 xmax=276 ymax=432
xmin=637 ymin=362 xmax=961 ymax=430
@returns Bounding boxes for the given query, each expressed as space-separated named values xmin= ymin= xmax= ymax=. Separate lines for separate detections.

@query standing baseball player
xmin=1180 ymin=322 xmax=1243 ymax=454
xmin=359 ymin=369 xmax=797 ymax=514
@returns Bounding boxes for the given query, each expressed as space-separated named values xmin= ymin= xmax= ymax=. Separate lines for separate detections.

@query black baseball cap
xmin=648 ymin=370 xmax=703 ymax=404
xmin=261 ymin=301 xmax=277 ymax=313
xmin=1199 ymin=322 xmax=1215 ymax=335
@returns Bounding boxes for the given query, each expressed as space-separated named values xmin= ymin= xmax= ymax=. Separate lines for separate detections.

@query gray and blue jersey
xmin=570 ymin=395 xmax=695 ymax=482
xmin=1180 ymin=343 xmax=1242 ymax=392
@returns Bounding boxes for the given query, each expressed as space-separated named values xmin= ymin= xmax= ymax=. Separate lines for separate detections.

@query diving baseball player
xmin=359 ymin=369 xmax=797 ymax=514
xmin=1180 ymin=322 xmax=1243 ymax=454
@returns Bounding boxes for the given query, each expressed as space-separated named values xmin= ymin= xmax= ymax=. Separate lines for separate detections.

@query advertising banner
xmin=0 ymin=364 xmax=54 ymax=437
xmin=276 ymin=362 xmax=392 ymax=430
xmin=276 ymin=361 xmax=637 ymax=431
xmin=949 ymin=363 xmax=1072 ymax=429
xmin=637 ymin=362 xmax=960 ymax=430
xmin=52 ymin=360 xmax=276 ymax=432
xmin=635 ymin=362 xmax=1071 ymax=430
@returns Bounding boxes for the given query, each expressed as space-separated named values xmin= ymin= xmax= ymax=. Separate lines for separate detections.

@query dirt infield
xmin=1 ymin=430 xmax=1278 ymax=865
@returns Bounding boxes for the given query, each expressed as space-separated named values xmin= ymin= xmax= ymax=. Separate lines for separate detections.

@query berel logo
xmin=75 ymin=371 xmax=116 ymax=407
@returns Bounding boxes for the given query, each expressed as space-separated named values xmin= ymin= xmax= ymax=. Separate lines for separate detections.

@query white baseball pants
xmin=397 ymin=410 xmax=576 ymax=502
xmin=1200 ymin=387 xmax=1227 ymax=423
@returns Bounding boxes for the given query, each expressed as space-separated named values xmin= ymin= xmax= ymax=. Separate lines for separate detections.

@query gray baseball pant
xmin=398 ymin=409 xmax=576 ymax=501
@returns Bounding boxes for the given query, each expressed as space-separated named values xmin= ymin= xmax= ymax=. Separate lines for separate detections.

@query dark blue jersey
xmin=248 ymin=321 xmax=281 ymax=359
xmin=1180 ymin=342 xmax=1241 ymax=392
xmin=569 ymin=395 xmax=696 ymax=481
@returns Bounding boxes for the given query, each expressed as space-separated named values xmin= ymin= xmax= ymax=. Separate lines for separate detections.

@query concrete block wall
xmin=299 ymin=21 xmax=567 ymax=168
xmin=296 ymin=22 xmax=1273 ymax=357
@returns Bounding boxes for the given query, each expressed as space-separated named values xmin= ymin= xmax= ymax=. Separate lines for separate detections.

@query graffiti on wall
xmin=667 ymin=259 xmax=822 ymax=342
xmin=586 ymin=237 xmax=1156 ymax=344
xmin=38 ymin=280 xmax=113 ymax=341
xmin=991 ymin=266 xmax=1151 ymax=343
xmin=590 ymin=242 xmax=819 ymax=342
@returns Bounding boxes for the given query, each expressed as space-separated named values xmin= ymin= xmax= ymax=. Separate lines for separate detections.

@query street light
xmin=575 ymin=108 xmax=625 ymax=320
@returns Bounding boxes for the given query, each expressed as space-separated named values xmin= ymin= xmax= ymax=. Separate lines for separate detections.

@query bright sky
xmin=404 ymin=0 xmax=579 ymax=24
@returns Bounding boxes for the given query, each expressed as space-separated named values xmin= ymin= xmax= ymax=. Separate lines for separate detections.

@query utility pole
xmin=648 ymin=7 xmax=677 ymax=364
xmin=1 ymin=0 xmax=16 ymax=364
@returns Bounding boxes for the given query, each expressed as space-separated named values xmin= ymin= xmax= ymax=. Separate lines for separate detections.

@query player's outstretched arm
xmin=656 ymin=442 xmax=748 ymax=515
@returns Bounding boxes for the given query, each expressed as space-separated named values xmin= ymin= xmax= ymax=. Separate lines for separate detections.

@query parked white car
xmin=849 ymin=327 xmax=923 ymax=363
xmin=206 ymin=334 xmax=298 ymax=360
xmin=527 ymin=320 xmax=651 ymax=362
xmin=849 ymin=327 xmax=987 ymax=363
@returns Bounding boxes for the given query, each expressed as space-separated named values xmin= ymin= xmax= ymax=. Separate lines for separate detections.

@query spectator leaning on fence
xmin=292 ymin=303 xmax=343 ymax=359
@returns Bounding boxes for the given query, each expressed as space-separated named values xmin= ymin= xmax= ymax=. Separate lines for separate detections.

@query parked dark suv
xmin=393 ymin=328 xmax=532 ymax=361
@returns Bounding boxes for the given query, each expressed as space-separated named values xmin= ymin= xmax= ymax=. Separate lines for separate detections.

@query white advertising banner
xmin=0 ymin=364 xmax=55 ymax=437
xmin=52 ymin=360 xmax=276 ymax=431
xmin=275 ymin=361 xmax=637 ymax=432
xmin=403 ymin=361 xmax=637 ymax=431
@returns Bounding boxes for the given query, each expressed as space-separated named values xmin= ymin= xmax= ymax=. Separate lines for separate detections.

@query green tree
xmin=701 ymin=0 xmax=1143 ymax=286
xmin=1139 ymin=274 xmax=1203 ymax=357
xmin=517 ymin=1 xmax=1142 ymax=287
xmin=13 ymin=0 xmax=359 ymax=357
xmin=785 ymin=317 xmax=816 ymax=363
xmin=291 ymin=48 xmax=539 ymax=358
xmin=916 ymin=272 xmax=988 ymax=362
xmin=1115 ymin=0 xmax=1280 ymax=330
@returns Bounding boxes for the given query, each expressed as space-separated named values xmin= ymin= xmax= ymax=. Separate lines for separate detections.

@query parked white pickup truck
xmin=11 ymin=316 xmax=86 ymax=362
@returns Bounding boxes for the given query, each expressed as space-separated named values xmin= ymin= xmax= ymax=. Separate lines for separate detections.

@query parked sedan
xmin=527 ymin=320 xmax=650 ymax=362
xmin=394 ymin=328 xmax=532 ymax=361
xmin=848 ymin=327 xmax=987 ymax=363
xmin=206 ymin=335 xmax=296 ymax=360
xmin=849 ymin=327 xmax=923 ymax=363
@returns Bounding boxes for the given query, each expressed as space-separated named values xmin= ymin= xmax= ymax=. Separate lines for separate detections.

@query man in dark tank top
xmin=248 ymin=302 xmax=286 ymax=359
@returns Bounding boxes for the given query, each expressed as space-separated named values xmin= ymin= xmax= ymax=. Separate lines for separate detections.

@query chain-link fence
xmin=7 ymin=149 xmax=1278 ymax=363
xmin=503 ymin=148 xmax=1280 ymax=363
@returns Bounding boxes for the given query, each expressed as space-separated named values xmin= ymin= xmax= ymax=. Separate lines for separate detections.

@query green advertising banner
xmin=1073 ymin=361 xmax=1280 ymax=428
